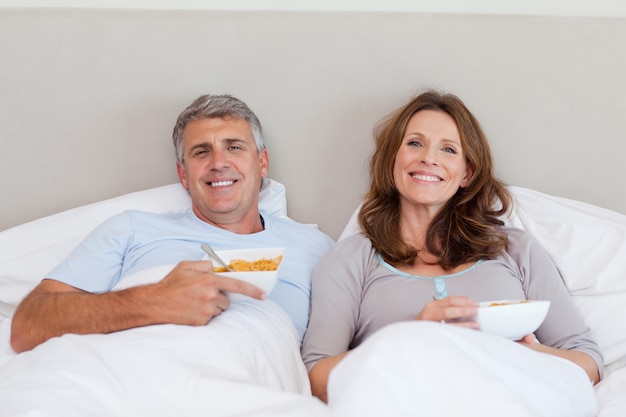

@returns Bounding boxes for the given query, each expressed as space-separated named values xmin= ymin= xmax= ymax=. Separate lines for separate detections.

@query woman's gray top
xmin=301 ymin=227 xmax=604 ymax=376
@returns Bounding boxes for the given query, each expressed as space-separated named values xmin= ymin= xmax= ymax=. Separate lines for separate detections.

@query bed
xmin=0 ymin=181 xmax=625 ymax=416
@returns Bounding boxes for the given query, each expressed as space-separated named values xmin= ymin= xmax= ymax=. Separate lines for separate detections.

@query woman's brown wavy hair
xmin=358 ymin=90 xmax=512 ymax=270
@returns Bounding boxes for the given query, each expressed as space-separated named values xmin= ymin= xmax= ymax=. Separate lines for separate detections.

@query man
xmin=10 ymin=94 xmax=334 ymax=353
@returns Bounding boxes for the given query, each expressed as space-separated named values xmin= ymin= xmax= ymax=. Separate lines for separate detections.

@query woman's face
xmin=393 ymin=109 xmax=472 ymax=216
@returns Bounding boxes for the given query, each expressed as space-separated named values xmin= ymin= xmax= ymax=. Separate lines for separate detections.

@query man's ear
xmin=259 ymin=148 xmax=269 ymax=178
xmin=176 ymin=162 xmax=189 ymax=190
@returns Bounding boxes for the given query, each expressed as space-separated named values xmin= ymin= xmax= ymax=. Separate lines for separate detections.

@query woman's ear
xmin=460 ymin=167 xmax=473 ymax=188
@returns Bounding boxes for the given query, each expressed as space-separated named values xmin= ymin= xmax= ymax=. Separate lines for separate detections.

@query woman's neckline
xmin=377 ymin=253 xmax=483 ymax=280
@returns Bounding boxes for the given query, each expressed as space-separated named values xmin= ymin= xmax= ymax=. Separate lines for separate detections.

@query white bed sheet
xmin=594 ymin=365 xmax=626 ymax=416
xmin=0 ymin=292 xmax=330 ymax=417
xmin=329 ymin=321 xmax=598 ymax=417
xmin=1 ymin=184 xmax=626 ymax=416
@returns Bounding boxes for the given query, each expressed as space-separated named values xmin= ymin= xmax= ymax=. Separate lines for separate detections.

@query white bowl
xmin=207 ymin=247 xmax=284 ymax=301
xmin=476 ymin=300 xmax=550 ymax=340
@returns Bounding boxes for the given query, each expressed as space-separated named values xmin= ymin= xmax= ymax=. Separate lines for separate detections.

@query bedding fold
xmin=0 ymin=298 xmax=330 ymax=417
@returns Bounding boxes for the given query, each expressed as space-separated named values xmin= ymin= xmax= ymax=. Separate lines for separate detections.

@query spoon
xmin=201 ymin=243 xmax=233 ymax=272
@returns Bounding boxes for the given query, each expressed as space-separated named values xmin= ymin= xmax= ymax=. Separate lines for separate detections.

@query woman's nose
xmin=420 ymin=147 xmax=438 ymax=165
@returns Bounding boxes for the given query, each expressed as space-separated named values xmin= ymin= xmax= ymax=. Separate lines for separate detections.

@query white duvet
xmin=1 ymin=183 xmax=626 ymax=416
xmin=0 ymin=307 xmax=618 ymax=417
xmin=330 ymin=321 xmax=599 ymax=417
xmin=0 ymin=288 xmax=625 ymax=416
xmin=0 ymin=298 xmax=329 ymax=417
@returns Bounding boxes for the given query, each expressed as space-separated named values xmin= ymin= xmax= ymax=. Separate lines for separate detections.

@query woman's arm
xmin=518 ymin=335 xmax=600 ymax=384
xmin=309 ymin=352 xmax=350 ymax=403
xmin=507 ymin=228 xmax=604 ymax=383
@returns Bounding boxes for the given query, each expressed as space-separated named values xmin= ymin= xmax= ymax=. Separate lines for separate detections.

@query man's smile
xmin=208 ymin=180 xmax=236 ymax=187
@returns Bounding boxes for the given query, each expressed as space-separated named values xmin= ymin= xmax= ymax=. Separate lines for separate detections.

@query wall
xmin=0 ymin=0 xmax=625 ymax=17
xmin=1 ymin=8 xmax=625 ymax=240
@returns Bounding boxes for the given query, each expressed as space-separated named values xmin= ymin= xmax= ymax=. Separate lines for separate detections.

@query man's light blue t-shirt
xmin=47 ymin=209 xmax=334 ymax=341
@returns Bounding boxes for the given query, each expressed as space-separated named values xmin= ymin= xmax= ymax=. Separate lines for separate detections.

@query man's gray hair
xmin=172 ymin=94 xmax=265 ymax=165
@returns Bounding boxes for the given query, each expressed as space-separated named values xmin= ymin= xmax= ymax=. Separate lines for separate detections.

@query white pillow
xmin=0 ymin=179 xmax=287 ymax=309
xmin=337 ymin=186 xmax=626 ymax=367
xmin=506 ymin=186 xmax=626 ymax=367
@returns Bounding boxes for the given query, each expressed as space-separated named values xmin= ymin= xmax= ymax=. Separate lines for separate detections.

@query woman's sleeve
xmin=301 ymin=235 xmax=371 ymax=373
xmin=508 ymin=228 xmax=604 ymax=375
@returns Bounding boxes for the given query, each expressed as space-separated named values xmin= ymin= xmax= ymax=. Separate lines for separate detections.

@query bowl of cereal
xmin=476 ymin=300 xmax=550 ymax=340
xmin=206 ymin=247 xmax=284 ymax=301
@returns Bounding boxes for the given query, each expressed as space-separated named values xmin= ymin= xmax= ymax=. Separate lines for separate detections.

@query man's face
xmin=176 ymin=116 xmax=268 ymax=232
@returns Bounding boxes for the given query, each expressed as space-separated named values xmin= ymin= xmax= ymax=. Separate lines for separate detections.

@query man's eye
xmin=193 ymin=149 xmax=209 ymax=157
xmin=228 ymin=145 xmax=242 ymax=151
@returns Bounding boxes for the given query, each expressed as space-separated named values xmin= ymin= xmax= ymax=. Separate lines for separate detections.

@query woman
xmin=301 ymin=91 xmax=602 ymax=411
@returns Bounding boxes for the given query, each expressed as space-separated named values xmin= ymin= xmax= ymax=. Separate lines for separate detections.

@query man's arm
xmin=10 ymin=260 xmax=265 ymax=353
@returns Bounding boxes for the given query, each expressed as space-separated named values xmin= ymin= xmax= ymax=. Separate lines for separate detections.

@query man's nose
xmin=210 ymin=149 xmax=230 ymax=169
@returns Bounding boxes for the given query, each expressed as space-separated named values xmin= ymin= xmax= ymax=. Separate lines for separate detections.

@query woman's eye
xmin=407 ymin=140 xmax=422 ymax=147
xmin=443 ymin=147 xmax=457 ymax=154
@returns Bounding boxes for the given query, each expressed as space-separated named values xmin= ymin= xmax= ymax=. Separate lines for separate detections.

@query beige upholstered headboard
xmin=1 ymin=9 xmax=625 ymax=239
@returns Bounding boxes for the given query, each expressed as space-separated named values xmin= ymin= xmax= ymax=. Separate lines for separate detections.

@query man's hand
xmin=151 ymin=260 xmax=266 ymax=325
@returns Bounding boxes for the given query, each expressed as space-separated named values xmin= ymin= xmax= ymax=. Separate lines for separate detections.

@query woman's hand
xmin=517 ymin=334 xmax=539 ymax=345
xmin=415 ymin=295 xmax=479 ymax=329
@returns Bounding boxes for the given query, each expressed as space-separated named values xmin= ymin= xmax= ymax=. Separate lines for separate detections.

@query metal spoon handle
xmin=201 ymin=244 xmax=233 ymax=272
